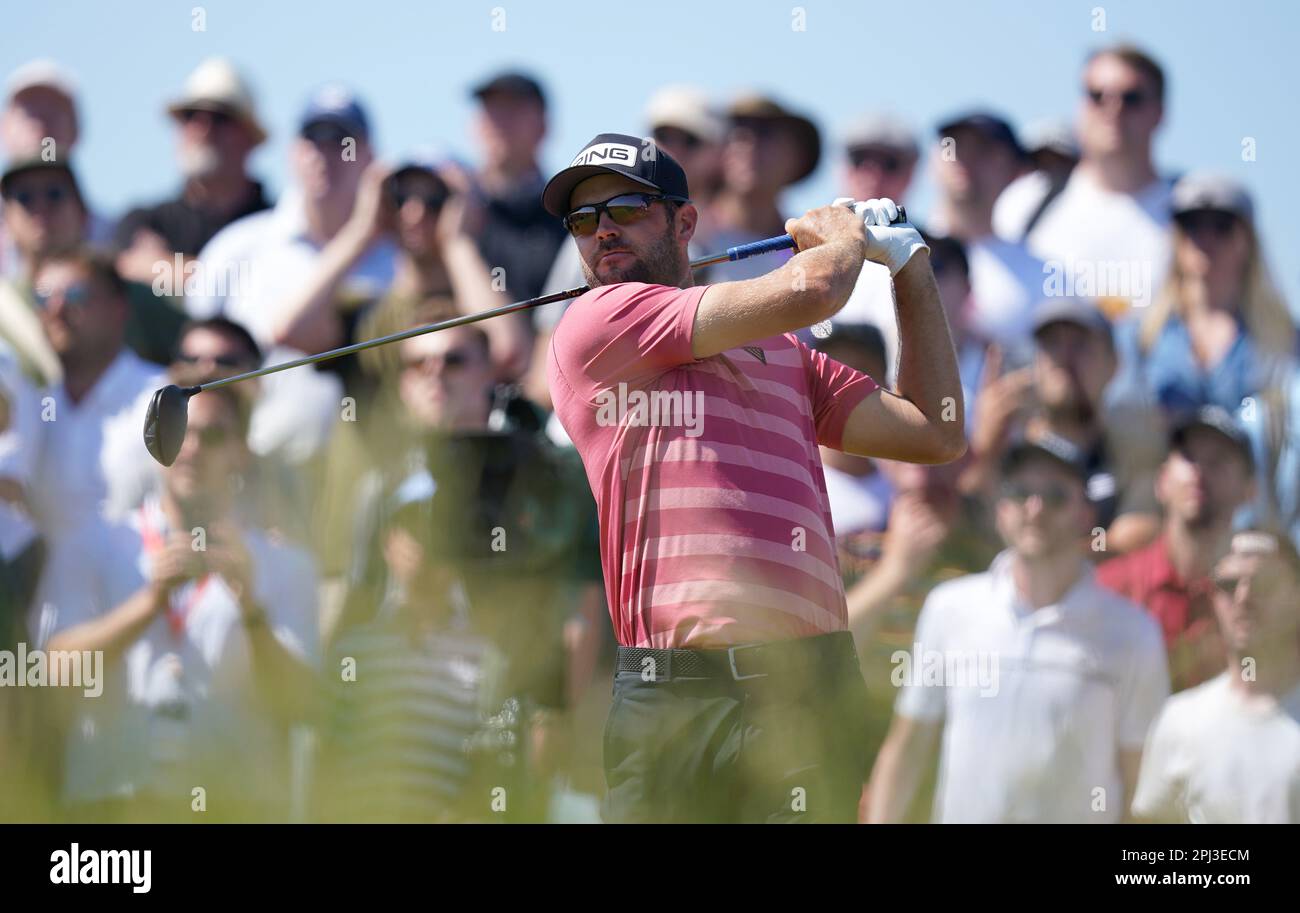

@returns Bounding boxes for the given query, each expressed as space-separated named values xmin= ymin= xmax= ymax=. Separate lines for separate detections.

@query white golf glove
xmin=832 ymin=197 xmax=928 ymax=277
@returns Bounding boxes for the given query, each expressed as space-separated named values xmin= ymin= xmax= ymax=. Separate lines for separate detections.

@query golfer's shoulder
xmin=566 ymin=281 xmax=699 ymax=317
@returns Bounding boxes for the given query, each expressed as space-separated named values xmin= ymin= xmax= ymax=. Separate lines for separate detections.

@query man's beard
xmin=179 ymin=144 xmax=222 ymax=179
xmin=580 ymin=227 xmax=686 ymax=288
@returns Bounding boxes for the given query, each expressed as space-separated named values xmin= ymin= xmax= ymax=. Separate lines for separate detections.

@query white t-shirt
xmin=832 ymin=262 xmax=897 ymax=382
xmin=1132 ymin=672 xmax=1300 ymax=823
xmin=189 ymin=191 xmax=397 ymax=463
xmin=32 ymin=501 xmax=319 ymax=808
xmin=29 ymin=349 xmax=166 ymax=548
xmin=823 ymin=462 xmax=892 ymax=536
xmin=896 ymin=549 xmax=1169 ymax=823
xmin=965 ymin=236 xmax=1047 ymax=350
xmin=999 ymin=168 xmax=1173 ymax=311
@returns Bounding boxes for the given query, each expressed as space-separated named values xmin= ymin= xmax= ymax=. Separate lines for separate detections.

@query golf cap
xmin=937 ymin=110 xmax=1025 ymax=158
xmin=0 ymin=155 xmax=82 ymax=202
xmin=645 ymin=85 xmax=723 ymax=144
xmin=471 ymin=71 xmax=546 ymax=109
xmin=842 ymin=111 xmax=918 ymax=158
xmin=299 ymin=85 xmax=370 ymax=140
xmin=1171 ymin=171 xmax=1254 ymax=225
xmin=542 ymin=132 xmax=689 ymax=217
xmin=1031 ymin=296 xmax=1113 ymax=344
xmin=5 ymin=59 xmax=78 ymax=106
xmin=1169 ymin=405 xmax=1255 ymax=471
xmin=1002 ymin=429 xmax=1089 ymax=483
xmin=167 ymin=57 xmax=267 ymax=145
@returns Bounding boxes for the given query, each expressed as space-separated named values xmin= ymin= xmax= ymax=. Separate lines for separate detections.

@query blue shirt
xmin=1112 ymin=314 xmax=1283 ymax=417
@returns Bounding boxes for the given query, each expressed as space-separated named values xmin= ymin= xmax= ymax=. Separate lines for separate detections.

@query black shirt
xmin=113 ymin=180 xmax=272 ymax=257
xmin=475 ymin=173 xmax=567 ymax=305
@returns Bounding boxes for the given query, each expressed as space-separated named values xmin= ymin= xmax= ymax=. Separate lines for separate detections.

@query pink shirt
xmin=547 ymin=281 xmax=880 ymax=648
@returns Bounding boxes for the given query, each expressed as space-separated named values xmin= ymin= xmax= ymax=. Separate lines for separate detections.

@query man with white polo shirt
xmin=27 ymin=252 xmax=165 ymax=550
xmin=189 ymin=86 xmax=395 ymax=463
xmin=1132 ymin=528 xmax=1300 ymax=823
xmin=866 ymin=430 xmax=1169 ymax=823
xmin=994 ymin=44 xmax=1174 ymax=313
xmin=34 ymin=385 xmax=318 ymax=823
xmin=543 ymin=133 xmax=965 ymax=822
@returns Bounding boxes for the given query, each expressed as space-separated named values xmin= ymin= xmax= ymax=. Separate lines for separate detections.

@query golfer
xmin=544 ymin=134 xmax=965 ymax=823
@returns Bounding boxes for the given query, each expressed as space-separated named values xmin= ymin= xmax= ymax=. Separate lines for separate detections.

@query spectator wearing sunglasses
xmin=0 ymin=158 xmax=86 ymax=385
xmin=831 ymin=112 xmax=918 ymax=377
xmin=704 ymin=94 xmax=821 ymax=283
xmin=33 ymin=384 xmax=319 ymax=823
xmin=995 ymin=44 xmax=1175 ymax=316
xmin=1132 ymin=528 xmax=1300 ymax=823
xmin=188 ymin=85 xmax=395 ymax=464
xmin=113 ymin=58 xmax=271 ymax=289
xmin=867 ymin=429 xmax=1169 ymax=822
xmin=1098 ymin=407 xmax=1257 ymax=692
xmin=272 ymin=150 xmax=528 ymax=387
xmin=0 ymin=60 xmax=114 ymax=281
xmin=1112 ymin=173 xmax=1294 ymax=420
xmin=23 ymin=252 xmax=165 ymax=553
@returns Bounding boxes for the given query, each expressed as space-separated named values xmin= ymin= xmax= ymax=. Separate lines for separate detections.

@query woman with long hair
xmin=1116 ymin=172 xmax=1294 ymax=418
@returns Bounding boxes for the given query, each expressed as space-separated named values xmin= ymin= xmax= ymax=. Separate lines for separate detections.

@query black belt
xmin=615 ymin=632 xmax=852 ymax=683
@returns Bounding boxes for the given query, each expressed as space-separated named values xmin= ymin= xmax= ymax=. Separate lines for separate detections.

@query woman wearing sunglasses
xmin=1112 ymin=172 xmax=1294 ymax=420
xmin=270 ymin=153 xmax=530 ymax=385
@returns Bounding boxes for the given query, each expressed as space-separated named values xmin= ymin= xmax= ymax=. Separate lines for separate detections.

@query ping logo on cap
xmin=571 ymin=142 xmax=640 ymax=168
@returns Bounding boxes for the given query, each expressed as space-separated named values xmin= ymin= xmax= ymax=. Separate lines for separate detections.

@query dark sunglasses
xmin=1175 ymin=210 xmax=1239 ymax=239
xmin=33 ymin=282 xmax=92 ymax=310
xmin=403 ymin=348 xmax=473 ymax=371
xmin=848 ymin=147 xmax=903 ymax=173
xmin=390 ymin=186 xmax=448 ymax=211
xmin=652 ymin=126 xmax=702 ymax=151
xmin=1000 ymin=481 xmax=1072 ymax=509
xmin=1086 ymin=86 xmax=1148 ymax=110
xmin=8 ymin=185 xmax=70 ymax=209
xmin=301 ymin=123 xmax=350 ymax=146
xmin=178 ymin=107 xmax=235 ymax=128
xmin=176 ymin=352 xmax=252 ymax=369
xmin=562 ymin=192 xmax=683 ymax=238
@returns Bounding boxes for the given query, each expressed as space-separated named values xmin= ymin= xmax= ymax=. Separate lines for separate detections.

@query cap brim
xmin=1001 ymin=443 xmax=1087 ymax=481
xmin=299 ymin=114 xmax=366 ymax=139
xmin=541 ymin=165 xmax=663 ymax=217
xmin=0 ymin=159 xmax=74 ymax=195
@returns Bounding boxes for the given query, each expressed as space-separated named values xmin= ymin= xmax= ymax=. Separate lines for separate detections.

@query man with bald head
xmin=543 ymin=133 xmax=965 ymax=822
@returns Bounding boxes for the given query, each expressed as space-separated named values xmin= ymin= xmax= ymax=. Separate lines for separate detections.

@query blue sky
xmin=6 ymin=0 xmax=1297 ymax=307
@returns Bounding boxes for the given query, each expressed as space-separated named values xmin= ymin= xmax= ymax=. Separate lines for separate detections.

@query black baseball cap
xmin=0 ymin=156 xmax=82 ymax=204
xmin=1170 ymin=405 xmax=1255 ymax=472
xmin=937 ymin=110 xmax=1025 ymax=158
xmin=1002 ymin=429 xmax=1089 ymax=483
xmin=542 ymin=132 xmax=690 ymax=217
xmin=471 ymin=71 xmax=546 ymax=109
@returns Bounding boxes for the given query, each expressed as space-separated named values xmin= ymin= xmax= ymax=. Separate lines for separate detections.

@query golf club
xmin=143 ymin=207 xmax=906 ymax=466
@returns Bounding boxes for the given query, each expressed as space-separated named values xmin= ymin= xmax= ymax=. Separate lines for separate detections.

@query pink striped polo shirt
xmin=547 ymin=281 xmax=880 ymax=649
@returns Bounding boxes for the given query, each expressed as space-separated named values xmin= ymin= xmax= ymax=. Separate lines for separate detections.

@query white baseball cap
xmin=167 ymin=57 xmax=267 ymax=145
xmin=5 ymin=59 xmax=78 ymax=106
xmin=645 ymin=85 xmax=724 ymax=145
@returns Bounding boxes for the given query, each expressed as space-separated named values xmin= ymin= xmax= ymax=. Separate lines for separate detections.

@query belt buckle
xmin=727 ymin=643 xmax=767 ymax=681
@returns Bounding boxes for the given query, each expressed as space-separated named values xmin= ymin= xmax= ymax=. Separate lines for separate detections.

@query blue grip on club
xmin=724 ymin=204 xmax=909 ymax=262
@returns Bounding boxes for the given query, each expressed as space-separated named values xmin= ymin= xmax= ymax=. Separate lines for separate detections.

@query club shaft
xmin=197 ymin=240 xmax=790 ymax=393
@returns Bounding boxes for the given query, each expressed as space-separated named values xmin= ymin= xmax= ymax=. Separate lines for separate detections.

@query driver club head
xmin=143 ymin=384 xmax=198 ymax=467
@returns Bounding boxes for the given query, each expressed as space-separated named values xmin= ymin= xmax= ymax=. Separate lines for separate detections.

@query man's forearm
xmin=892 ymin=253 xmax=965 ymax=446
xmin=46 ymin=586 xmax=164 ymax=664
